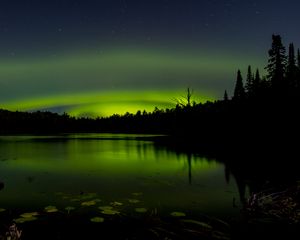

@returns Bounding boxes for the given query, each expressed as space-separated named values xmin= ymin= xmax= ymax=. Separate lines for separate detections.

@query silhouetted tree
xmin=224 ymin=90 xmax=229 ymax=101
xmin=186 ymin=87 xmax=192 ymax=107
xmin=297 ymin=49 xmax=300 ymax=89
xmin=266 ymin=35 xmax=287 ymax=91
xmin=253 ymin=69 xmax=261 ymax=97
xmin=298 ymin=49 xmax=300 ymax=68
xmin=175 ymin=88 xmax=193 ymax=107
xmin=286 ymin=43 xmax=297 ymax=90
xmin=136 ymin=110 xmax=142 ymax=117
xmin=288 ymin=43 xmax=296 ymax=68
xmin=245 ymin=65 xmax=254 ymax=97
xmin=233 ymin=70 xmax=245 ymax=100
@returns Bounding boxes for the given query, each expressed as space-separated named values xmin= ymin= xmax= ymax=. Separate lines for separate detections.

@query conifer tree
xmin=287 ymin=43 xmax=297 ymax=89
xmin=224 ymin=90 xmax=229 ymax=101
xmin=297 ymin=49 xmax=300 ymax=89
xmin=233 ymin=70 xmax=245 ymax=100
xmin=266 ymin=35 xmax=287 ymax=90
xmin=245 ymin=65 xmax=254 ymax=96
xmin=253 ymin=69 xmax=261 ymax=96
xmin=298 ymin=49 xmax=300 ymax=69
xmin=288 ymin=43 xmax=296 ymax=67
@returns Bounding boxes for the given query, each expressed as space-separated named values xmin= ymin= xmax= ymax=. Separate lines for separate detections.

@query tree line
xmin=232 ymin=35 xmax=300 ymax=102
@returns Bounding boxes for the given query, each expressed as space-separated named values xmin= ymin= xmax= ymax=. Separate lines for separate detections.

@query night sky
xmin=1 ymin=0 xmax=300 ymax=116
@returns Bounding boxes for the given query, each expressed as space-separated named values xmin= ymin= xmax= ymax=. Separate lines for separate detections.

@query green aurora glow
xmin=2 ymin=91 xmax=213 ymax=117
xmin=0 ymin=48 xmax=263 ymax=117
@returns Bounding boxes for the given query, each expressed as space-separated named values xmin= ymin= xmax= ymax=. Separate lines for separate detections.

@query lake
xmin=0 ymin=134 xmax=241 ymax=237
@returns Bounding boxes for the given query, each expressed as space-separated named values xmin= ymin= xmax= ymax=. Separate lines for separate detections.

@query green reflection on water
xmin=0 ymin=134 xmax=239 ymax=218
xmin=0 ymin=135 xmax=217 ymax=174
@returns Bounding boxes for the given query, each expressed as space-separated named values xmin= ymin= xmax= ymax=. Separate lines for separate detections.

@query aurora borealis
xmin=0 ymin=49 xmax=255 ymax=116
xmin=1 ymin=0 xmax=299 ymax=116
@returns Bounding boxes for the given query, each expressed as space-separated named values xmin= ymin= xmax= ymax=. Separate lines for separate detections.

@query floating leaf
xmin=14 ymin=218 xmax=27 ymax=224
xmin=92 ymin=199 xmax=102 ymax=203
xmin=65 ymin=206 xmax=75 ymax=213
xmin=14 ymin=216 xmax=38 ymax=223
xmin=128 ymin=199 xmax=140 ymax=204
xmin=46 ymin=209 xmax=58 ymax=213
xmin=101 ymin=209 xmax=120 ymax=215
xmin=212 ymin=230 xmax=230 ymax=240
xmin=44 ymin=206 xmax=58 ymax=213
xmin=181 ymin=219 xmax=212 ymax=229
xmin=79 ymin=193 xmax=98 ymax=200
xmin=98 ymin=206 xmax=113 ymax=211
xmin=0 ymin=208 xmax=6 ymax=213
xmin=20 ymin=212 xmax=39 ymax=218
xmin=81 ymin=200 xmax=97 ymax=206
xmin=170 ymin=212 xmax=186 ymax=217
xmin=211 ymin=217 xmax=230 ymax=229
xmin=135 ymin=208 xmax=148 ymax=213
xmin=55 ymin=192 xmax=65 ymax=196
xmin=110 ymin=201 xmax=123 ymax=207
xmin=90 ymin=217 xmax=105 ymax=223
xmin=132 ymin=192 xmax=143 ymax=196
xmin=70 ymin=198 xmax=80 ymax=202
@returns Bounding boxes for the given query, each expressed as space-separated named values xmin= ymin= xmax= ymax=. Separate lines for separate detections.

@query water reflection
xmin=154 ymin=137 xmax=300 ymax=210
xmin=0 ymin=135 xmax=240 ymax=218
xmin=218 ymin=153 xmax=300 ymax=203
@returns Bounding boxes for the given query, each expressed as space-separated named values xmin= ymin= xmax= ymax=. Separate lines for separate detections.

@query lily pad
xmin=110 ymin=201 xmax=123 ymax=207
xmin=132 ymin=192 xmax=143 ymax=196
xmin=0 ymin=208 xmax=6 ymax=213
xmin=101 ymin=209 xmax=120 ymax=215
xmin=170 ymin=212 xmax=186 ymax=217
xmin=79 ymin=193 xmax=98 ymax=200
xmin=54 ymin=192 xmax=65 ymax=196
xmin=45 ymin=206 xmax=58 ymax=213
xmin=65 ymin=206 xmax=75 ymax=213
xmin=90 ymin=217 xmax=105 ymax=223
xmin=14 ymin=216 xmax=38 ymax=223
xmin=81 ymin=200 xmax=97 ymax=206
xmin=181 ymin=219 xmax=212 ymax=229
xmin=212 ymin=230 xmax=230 ymax=240
xmin=128 ymin=199 xmax=140 ymax=204
xmin=135 ymin=208 xmax=148 ymax=213
xmin=98 ymin=206 xmax=113 ymax=211
xmin=20 ymin=212 xmax=39 ymax=218
xmin=70 ymin=198 xmax=81 ymax=202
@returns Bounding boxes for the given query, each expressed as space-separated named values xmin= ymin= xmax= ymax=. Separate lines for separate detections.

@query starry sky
xmin=1 ymin=0 xmax=300 ymax=116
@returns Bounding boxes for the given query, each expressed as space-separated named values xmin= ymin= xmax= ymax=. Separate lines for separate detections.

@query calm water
xmin=0 ymin=134 xmax=240 ymax=220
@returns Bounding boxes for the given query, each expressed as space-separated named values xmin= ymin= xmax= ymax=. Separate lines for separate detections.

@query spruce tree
xmin=245 ymin=65 xmax=254 ymax=97
xmin=233 ymin=70 xmax=245 ymax=100
xmin=298 ymin=49 xmax=300 ymax=69
xmin=253 ymin=69 xmax=261 ymax=97
xmin=266 ymin=35 xmax=287 ymax=90
xmin=224 ymin=90 xmax=229 ymax=101
xmin=288 ymin=43 xmax=296 ymax=67
xmin=287 ymin=43 xmax=297 ymax=89
xmin=297 ymin=49 xmax=300 ymax=89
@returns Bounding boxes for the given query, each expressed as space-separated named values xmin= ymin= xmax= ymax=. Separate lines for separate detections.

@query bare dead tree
xmin=174 ymin=88 xmax=194 ymax=107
